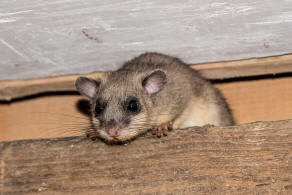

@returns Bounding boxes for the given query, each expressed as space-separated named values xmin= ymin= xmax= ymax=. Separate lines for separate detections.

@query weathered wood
xmin=1 ymin=120 xmax=291 ymax=194
xmin=193 ymin=53 xmax=292 ymax=80
xmin=1 ymin=54 xmax=292 ymax=101
xmin=1 ymin=0 xmax=292 ymax=81
xmin=1 ymin=76 xmax=292 ymax=142
xmin=0 ymin=72 xmax=104 ymax=101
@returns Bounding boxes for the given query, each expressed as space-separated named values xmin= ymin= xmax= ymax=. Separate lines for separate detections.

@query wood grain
xmin=1 ymin=54 xmax=292 ymax=101
xmin=193 ymin=53 xmax=292 ymax=80
xmin=0 ymin=72 xmax=105 ymax=101
xmin=1 ymin=0 xmax=292 ymax=81
xmin=1 ymin=76 xmax=292 ymax=142
xmin=1 ymin=120 xmax=291 ymax=194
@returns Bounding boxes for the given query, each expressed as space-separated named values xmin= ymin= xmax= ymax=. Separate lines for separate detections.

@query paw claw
xmin=152 ymin=122 xmax=173 ymax=138
xmin=86 ymin=131 xmax=98 ymax=141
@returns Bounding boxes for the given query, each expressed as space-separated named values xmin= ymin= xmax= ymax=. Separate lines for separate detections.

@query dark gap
xmin=211 ymin=72 xmax=292 ymax=84
xmin=0 ymin=91 xmax=91 ymax=117
xmin=1 ymin=72 xmax=291 ymax=104
xmin=0 ymin=91 xmax=80 ymax=104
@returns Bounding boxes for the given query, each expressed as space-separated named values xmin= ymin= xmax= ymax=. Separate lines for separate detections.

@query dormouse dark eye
xmin=95 ymin=98 xmax=106 ymax=116
xmin=125 ymin=97 xmax=141 ymax=114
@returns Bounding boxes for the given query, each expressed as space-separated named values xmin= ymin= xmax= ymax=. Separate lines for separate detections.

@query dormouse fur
xmin=75 ymin=52 xmax=234 ymax=142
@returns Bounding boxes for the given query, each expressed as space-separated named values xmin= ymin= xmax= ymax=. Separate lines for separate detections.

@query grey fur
xmin=75 ymin=52 xmax=234 ymax=142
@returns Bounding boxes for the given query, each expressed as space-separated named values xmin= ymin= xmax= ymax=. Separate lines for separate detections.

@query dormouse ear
xmin=142 ymin=70 xmax=167 ymax=95
xmin=75 ymin=77 xmax=100 ymax=99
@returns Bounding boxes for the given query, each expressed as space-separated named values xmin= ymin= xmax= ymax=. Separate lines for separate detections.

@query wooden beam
xmin=0 ymin=72 xmax=105 ymax=101
xmin=193 ymin=53 xmax=292 ymax=79
xmin=1 ymin=120 xmax=291 ymax=194
xmin=1 ymin=0 xmax=292 ymax=81
xmin=1 ymin=54 xmax=292 ymax=101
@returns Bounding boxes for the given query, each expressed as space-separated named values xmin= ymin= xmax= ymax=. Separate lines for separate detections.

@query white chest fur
xmin=173 ymin=97 xmax=221 ymax=129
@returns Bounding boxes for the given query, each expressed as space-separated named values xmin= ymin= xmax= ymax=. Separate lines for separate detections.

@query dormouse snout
xmin=105 ymin=119 xmax=124 ymax=137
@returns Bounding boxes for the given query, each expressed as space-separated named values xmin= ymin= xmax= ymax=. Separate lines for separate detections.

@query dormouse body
xmin=75 ymin=52 xmax=234 ymax=143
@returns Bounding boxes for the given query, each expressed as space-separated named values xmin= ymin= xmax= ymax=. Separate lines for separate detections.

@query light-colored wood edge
xmin=1 ymin=54 xmax=292 ymax=101
xmin=0 ymin=72 xmax=106 ymax=101
xmin=194 ymin=53 xmax=292 ymax=79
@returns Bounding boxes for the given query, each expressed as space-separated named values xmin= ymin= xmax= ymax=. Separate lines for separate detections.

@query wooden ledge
xmin=1 ymin=54 xmax=292 ymax=101
xmin=1 ymin=119 xmax=291 ymax=194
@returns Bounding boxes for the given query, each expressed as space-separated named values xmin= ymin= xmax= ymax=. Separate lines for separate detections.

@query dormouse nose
xmin=105 ymin=119 xmax=123 ymax=137
xmin=106 ymin=119 xmax=117 ymax=129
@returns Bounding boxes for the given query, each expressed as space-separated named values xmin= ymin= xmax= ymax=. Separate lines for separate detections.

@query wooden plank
xmin=1 ymin=54 xmax=292 ymax=101
xmin=1 ymin=76 xmax=292 ymax=142
xmin=193 ymin=54 xmax=292 ymax=80
xmin=0 ymin=120 xmax=291 ymax=194
xmin=1 ymin=0 xmax=292 ymax=81
xmin=0 ymin=72 xmax=104 ymax=101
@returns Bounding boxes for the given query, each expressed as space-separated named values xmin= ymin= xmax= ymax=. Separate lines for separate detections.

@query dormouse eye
xmin=125 ymin=97 xmax=141 ymax=114
xmin=95 ymin=98 xmax=106 ymax=116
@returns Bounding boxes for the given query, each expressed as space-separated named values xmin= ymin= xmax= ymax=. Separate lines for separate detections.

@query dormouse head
xmin=75 ymin=70 xmax=166 ymax=142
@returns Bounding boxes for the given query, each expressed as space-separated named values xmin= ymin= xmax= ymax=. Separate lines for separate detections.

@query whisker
xmin=38 ymin=128 xmax=86 ymax=138
xmin=37 ymin=125 xmax=88 ymax=133
xmin=28 ymin=111 xmax=90 ymax=121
